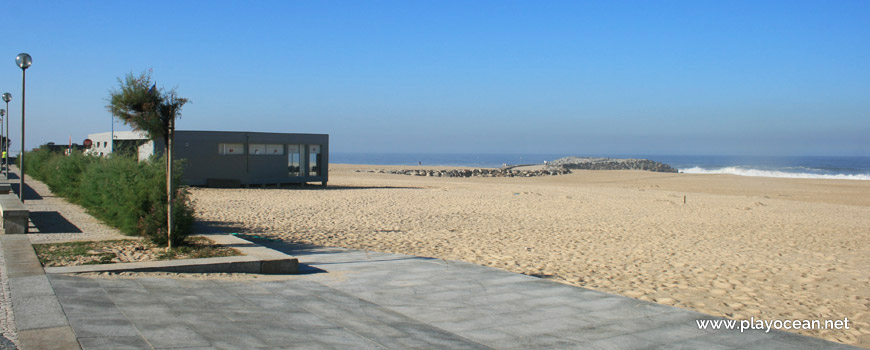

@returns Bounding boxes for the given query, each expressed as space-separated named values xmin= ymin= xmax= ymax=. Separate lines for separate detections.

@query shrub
xmin=23 ymin=148 xmax=194 ymax=246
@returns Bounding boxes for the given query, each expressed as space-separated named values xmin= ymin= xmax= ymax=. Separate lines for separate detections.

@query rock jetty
xmin=358 ymin=167 xmax=571 ymax=178
xmin=549 ymin=157 xmax=678 ymax=173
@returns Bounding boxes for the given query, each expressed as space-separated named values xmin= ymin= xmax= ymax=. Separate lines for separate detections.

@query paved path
xmin=50 ymin=241 xmax=854 ymax=350
xmin=3 ymin=168 xmax=857 ymax=349
xmin=2 ymin=165 xmax=126 ymax=243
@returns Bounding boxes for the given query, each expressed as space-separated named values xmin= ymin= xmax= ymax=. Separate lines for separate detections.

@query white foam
xmin=679 ymin=166 xmax=870 ymax=181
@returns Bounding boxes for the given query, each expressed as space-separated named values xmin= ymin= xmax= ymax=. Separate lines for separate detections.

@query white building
xmin=85 ymin=131 xmax=150 ymax=157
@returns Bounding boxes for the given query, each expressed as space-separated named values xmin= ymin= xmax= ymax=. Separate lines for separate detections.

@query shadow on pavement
xmin=10 ymin=182 xmax=42 ymax=200
xmin=196 ymin=184 xmax=423 ymax=191
xmin=29 ymin=211 xmax=83 ymax=233
xmin=193 ymin=220 xmax=430 ymax=274
xmin=296 ymin=263 xmax=327 ymax=275
xmin=193 ymin=220 xmax=248 ymax=235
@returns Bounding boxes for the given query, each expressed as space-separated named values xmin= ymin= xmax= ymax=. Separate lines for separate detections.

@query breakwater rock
xmin=549 ymin=157 xmax=678 ymax=173
xmin=358 ymin=167 xmax=571 ymax=178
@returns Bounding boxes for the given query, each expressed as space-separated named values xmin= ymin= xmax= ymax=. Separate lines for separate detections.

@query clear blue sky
xmin=0 ymin=0 xmax=867 ymax=156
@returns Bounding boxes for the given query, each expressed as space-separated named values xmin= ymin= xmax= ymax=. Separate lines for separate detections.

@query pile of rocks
xmin=549 ymin=157 xmax=678 ymax=173
xmin=356 ymin=156 xmax=678 ymax=178
xmin=359 ymin=167 xmax=571 ymax=178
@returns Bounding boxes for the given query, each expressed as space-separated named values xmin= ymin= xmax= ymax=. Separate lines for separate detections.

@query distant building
xmin=85 ymin=131 xmax=150 ymax=157
xmin=87 ymin=130 xmax=328 ymax=187
xmin=40 ymin=142 xmax=87 ymax=155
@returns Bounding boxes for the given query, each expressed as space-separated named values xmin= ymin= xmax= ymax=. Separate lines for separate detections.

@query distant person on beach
xmin=418 ymin=161 xmax=422 ymax=166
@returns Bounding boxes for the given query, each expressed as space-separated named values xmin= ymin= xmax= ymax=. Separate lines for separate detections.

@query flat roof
xmin=88 ymin=131 xmax=149 ymax=140
xmin=88 ymin=130 xmax=328 ymax=140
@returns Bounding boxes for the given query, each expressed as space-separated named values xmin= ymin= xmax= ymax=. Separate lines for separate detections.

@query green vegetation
xmin=23 ymin=148 xmax=194 ymax=246
xmin=154 ymin=236 xmax=240 ymax=260
xmin=33 ymin=240 xmax=116 ymax=266
xmin=33 ymin=237 xmax=241 ymax=267
xmin=107 ymin=70 xmax=189 ymax=150
xmin=107 ymin=70 xmax=190 ymax=248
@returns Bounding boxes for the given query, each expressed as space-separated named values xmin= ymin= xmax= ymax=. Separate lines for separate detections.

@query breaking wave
xmin=679 ymin=166 xmax=870 ymax=181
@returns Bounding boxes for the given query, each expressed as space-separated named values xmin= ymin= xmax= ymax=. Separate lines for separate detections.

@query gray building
xmin=88 ymin=130 xmax=328 ymax=187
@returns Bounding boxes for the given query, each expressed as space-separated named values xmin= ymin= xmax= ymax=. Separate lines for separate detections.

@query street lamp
xmin=0 ymin=109 xmax=4 ymax=176
xmin=0 ymin=109 xmax=4 ymax=175
xmin=1 ymin=93 xmax=9 ymax=179
xmin=16 ymin=53 xmax=31 ymax=203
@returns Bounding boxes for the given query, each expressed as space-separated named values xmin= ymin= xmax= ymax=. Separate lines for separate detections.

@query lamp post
xmin=16 ymin=53 xmax=31 ymax=203
xmin=1 ymin=93 xmax=10 ymax=179
xmin=0 ymin=109 xmax=4 ymax=176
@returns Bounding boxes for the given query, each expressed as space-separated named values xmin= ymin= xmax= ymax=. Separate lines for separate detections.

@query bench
xmin=0 ymin=184 xmax=10 ymax=195
xmin=0 ymin=193 xmax=28 ymax=234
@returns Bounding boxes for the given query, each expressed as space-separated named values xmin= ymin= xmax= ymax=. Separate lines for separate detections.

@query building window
xmin=218 ymin=143 xmax=245 ymax=155
xmin=267 ymin=144 xmax=284 ymax=155
xmin=251 ymin=144 xmax=283 ymax=155
xmin=250 ymin=144 xmax=266 ymax=155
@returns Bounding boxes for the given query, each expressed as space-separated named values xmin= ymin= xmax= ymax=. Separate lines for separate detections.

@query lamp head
xmin=0 ymin=109 xmax=5 ymax=117
xmin=1 ymin=93 xmax=10 ymax=103
xmin=15 ymin=53 xmax=32 ymax=70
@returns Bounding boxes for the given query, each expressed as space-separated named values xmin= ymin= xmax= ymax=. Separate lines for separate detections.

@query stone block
xmin=260 ymin=258 xmax=298 ymax=274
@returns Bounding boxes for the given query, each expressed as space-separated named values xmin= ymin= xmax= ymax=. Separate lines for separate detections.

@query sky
xmin=0 ymin=0 xmax=867 ymax=156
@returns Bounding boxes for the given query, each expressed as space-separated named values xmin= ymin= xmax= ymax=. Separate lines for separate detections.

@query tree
xmin=108 ymin=71 xmax=188 ymax=150
xmin=107 ymin=70 xmax=190 ymax=248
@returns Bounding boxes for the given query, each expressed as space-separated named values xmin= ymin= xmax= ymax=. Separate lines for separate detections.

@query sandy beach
xmin=189 ymin=164 xmax=870 ymax=346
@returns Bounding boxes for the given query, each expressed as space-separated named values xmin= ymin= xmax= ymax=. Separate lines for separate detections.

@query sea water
xmin=330 ymin=153 xmax=870 ymax=181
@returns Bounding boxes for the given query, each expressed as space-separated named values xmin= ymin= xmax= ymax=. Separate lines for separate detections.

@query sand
xmin=189 ymin=164 xmax=870 ymax=346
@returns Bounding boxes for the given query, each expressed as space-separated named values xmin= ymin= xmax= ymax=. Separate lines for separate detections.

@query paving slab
xmin=0 ymin=235 xmax=79 ymax=350
xmin=40 ymin=241 xmax=859 ymax=349
xmin=17 ymin=327 xmax=78 ymax=350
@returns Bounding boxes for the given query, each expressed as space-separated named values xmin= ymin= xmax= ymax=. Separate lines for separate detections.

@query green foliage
xmin=112 ymin=139 xmax=145 ymax=158
xmin=155 ymin=236 xmax=240 ymax=260
xmin=103 ymin=69 xmax=191 ymax=247
xmin=23 ymin=149 xmax=194 ymax=247
xmin=107 ymin=70 xmax=189 ymax=142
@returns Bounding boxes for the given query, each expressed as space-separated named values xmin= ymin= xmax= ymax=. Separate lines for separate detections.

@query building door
xmin=309 ymin=145 xmax=321 ymax=177
xmin=288 ymin=144 xmax=302 ymax=176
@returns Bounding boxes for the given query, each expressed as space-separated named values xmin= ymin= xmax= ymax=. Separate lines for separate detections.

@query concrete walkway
xmin=2 ymin=169 xmax=858 ymax=349
xmin=50 ymin=242 xmax=855 ymax=350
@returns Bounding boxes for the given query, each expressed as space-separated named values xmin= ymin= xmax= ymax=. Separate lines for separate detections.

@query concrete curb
xmin=3 ymin=233 xmax=298 ymax=350
xmin=43 ymin=234 xmax=298 ymax=275
xmin=1 ymin=235 xmax=80 ymax=350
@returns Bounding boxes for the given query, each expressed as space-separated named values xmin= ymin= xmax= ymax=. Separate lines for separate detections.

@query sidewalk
xmin=1 ymin=165 xmax=127 ymax=243
xmin=49 ymin=244 xmax=857 ymax=350
xmin=2 ymin=168 xmax=859 ymax=349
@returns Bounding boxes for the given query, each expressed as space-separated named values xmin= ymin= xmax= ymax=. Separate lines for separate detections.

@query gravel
xmin=0 ymin=241 xmax=18 ymax=349
xmin=20 ymin=169 xmax=128 ymax=243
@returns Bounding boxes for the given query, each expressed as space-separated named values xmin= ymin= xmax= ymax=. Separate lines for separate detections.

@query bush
xmin=23 ymin=148 xmax=194 ymax=247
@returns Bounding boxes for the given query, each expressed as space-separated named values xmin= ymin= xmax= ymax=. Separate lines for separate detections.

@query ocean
xmin=330 ymin=153 xmax=870 ymax=181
